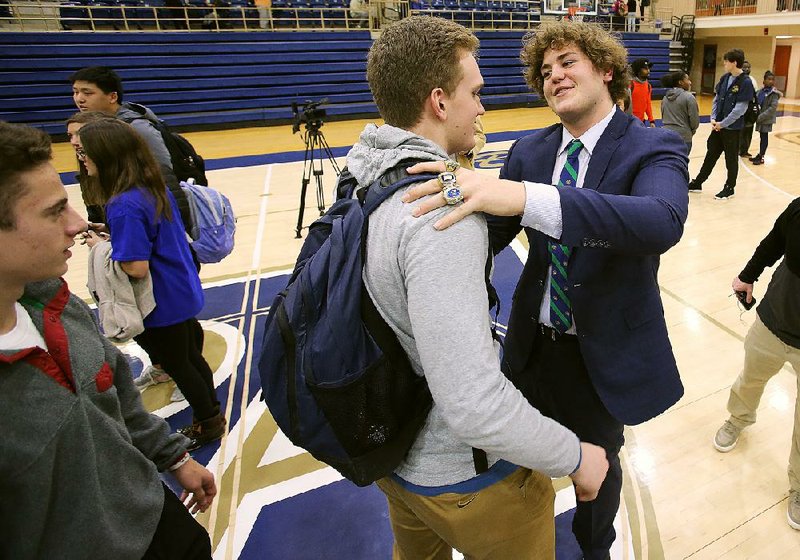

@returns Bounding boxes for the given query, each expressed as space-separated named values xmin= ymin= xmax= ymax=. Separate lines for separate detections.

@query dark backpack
xmin=122 ymin=103 xmax=209 ymax=186
xmin=257 ymin=166 xmax=494 ymax=486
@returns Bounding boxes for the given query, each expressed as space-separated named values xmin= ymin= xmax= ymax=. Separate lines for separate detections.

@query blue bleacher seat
xmin=59 ymin=0 xmax=90 ymax=30
xmin=324 ymin=0 xmax=346 ymax=27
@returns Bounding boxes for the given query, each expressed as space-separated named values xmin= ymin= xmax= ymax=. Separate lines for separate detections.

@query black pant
xmin=694 ymin=128 xmax=740 ymax=188
xmin=739 ymin=124 xmax=754 ymax=155
xmin=135 ymin=318 xmax=218 ymax=420
xmin=513 ymin=330 xmax=624 ymax=560
xmin=142 ymin=483 xmax=212 ymax=559
xmin=758 ymin=131 xmax=769 ymax=157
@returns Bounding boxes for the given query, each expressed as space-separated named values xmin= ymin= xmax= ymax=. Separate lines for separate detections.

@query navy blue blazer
xmin=491 ymin=109 xmax=689 ymax=425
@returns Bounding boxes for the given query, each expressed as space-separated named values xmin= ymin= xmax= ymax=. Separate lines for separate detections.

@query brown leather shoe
xmin=185 ymin=414 xmax=227 ymax=451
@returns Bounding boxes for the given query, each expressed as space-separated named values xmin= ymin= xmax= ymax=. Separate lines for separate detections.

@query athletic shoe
xmin=789 ymin=491 xmax=800 ymax=530
xmin=714 ymin=185 xmax=735 ymax=199
xmin=171 ymin=385 xmax=186 ymax=402
xmin=133 ymin=365 xmax=170 ymax=392
xmin=751 ymin=157 xmax=764 ymax=165
xmin=713 ymin=420 xmax=742 ymax=452
xmin=688 ymin=180 xmax=702 ymax=193
xmin=185 ymin=414 xmax=227 ymax=451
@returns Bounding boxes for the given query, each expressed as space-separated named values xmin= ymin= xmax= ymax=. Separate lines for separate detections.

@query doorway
xmin=701 ymin=44 xmax=717 ymax=94
xmin=774 ymin=44 xmax=791 ymax=92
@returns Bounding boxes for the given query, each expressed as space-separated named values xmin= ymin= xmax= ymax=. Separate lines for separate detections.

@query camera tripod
xmin=295 ymin=121 xmax=341 ymax=238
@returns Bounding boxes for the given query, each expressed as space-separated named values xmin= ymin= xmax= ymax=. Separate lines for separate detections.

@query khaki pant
xmin=376 ymin=468 xmax=556 ymax=560
xmin=727 ymin=315 xmax=800 ymax=491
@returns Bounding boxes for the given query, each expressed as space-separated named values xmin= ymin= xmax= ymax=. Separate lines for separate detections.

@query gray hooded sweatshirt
xmin=348 ymin=124 xmax=580 ymax=488
xmin=660 ymin=87 xmax=700 ymax=145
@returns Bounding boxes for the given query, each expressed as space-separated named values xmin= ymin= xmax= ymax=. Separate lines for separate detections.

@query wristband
xmin=168 ymin=452 xmax=191 ymax=471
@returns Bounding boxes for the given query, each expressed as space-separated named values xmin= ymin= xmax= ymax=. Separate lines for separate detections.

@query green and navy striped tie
xmin=549 ymin=139 xmax=583 ymax=333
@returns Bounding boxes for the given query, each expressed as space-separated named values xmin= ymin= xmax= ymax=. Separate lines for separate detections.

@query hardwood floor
xmin=53 ymin=100 xmax=800 ymax=558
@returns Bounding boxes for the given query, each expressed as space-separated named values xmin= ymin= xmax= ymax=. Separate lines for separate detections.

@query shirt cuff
xmin=570 ymin=442 xmax=582 ymax=475
xmin=520 ymin=181 xmax=563 ymax=239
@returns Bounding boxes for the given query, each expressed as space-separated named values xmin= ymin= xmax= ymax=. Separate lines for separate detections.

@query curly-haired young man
xmin=403 ymin=21 xmax=689 ymax=559
xmin=351 ymin=16 xmax=608 ymax=559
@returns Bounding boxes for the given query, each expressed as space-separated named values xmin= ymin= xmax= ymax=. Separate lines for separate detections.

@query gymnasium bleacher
xmin=0 ymin=4 xmax=673 ymax=134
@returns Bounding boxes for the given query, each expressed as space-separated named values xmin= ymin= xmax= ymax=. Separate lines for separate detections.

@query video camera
xmin=292 ymin=99 xmax=327 ymax=134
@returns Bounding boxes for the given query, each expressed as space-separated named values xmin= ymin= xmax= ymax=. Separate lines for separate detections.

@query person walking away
xmin=660 ymin=70 xmax=700 ymax=153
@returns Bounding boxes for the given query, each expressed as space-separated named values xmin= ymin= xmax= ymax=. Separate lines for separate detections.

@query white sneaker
xmin=171 ymin=385 xmax=186 ymax=402
xmin=133 ymin=366 xmax=170 ymax=392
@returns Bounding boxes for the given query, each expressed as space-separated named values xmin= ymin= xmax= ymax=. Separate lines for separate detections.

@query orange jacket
xmin=630 ymin=79 xmax=654 ymax=123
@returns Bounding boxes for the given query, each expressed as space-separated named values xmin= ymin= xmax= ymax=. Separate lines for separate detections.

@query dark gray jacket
xmin=660 ymin=87 xmax=699 ymax=145
xmin=0 ymin=279 xmax=188 ymax=559
xmin=755 ymin=87 xmax=782 ymax=133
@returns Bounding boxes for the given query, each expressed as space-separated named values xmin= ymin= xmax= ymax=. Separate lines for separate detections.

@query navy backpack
xmin=258 ymin=165 xmax=499 ymax=486
xmin=258 ymin=167 xmax=441 ymax=486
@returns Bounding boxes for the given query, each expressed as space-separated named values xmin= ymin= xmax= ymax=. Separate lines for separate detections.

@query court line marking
xmin=207 ymin=164 xmax=273 ymax=554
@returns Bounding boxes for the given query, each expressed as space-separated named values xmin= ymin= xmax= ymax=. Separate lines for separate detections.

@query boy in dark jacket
xmin=749 ymin=71 xmax=783 ymax=165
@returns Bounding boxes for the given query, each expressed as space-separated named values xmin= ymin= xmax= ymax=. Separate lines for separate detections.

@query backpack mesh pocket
xmin=307 ymin=354 xmax=430 ymax=460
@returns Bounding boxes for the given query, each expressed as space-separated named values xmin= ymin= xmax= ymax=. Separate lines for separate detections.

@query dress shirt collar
xmin=557 ymin=105 xmax=617 ymax=159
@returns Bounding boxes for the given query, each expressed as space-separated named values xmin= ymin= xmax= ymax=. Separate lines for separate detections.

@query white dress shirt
xmin=519 ymin=105 xmax=617 ymax=331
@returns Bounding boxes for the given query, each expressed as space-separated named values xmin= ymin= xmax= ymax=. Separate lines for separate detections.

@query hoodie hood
xmin=665 ymin=87 xmax=683 ymax=102
xmin=345 ymin=123 xmax=449 ymax=187
xmin=117 ymin=102 xmax=160 ymax=123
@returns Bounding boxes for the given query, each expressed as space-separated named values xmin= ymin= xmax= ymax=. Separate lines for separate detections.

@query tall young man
xmin=403 ymin=21 xmax=688 ymax=559
xmin=0 ymin=121 xmax=216 ymax=559
xmin=352 ymin=16 xmax=608 ymax=559
xmin=69 ymin=66 xmax=192 ymax=228
xmin=688 ymin=48 xmax=755 ymax=199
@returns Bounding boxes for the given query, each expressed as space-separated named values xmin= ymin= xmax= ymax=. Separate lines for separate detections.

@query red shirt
xmin=630 ymin=79 xmax=654 ymax=123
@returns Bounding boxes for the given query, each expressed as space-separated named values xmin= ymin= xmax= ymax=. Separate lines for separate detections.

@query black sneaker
xmin=714 ymin=185 xmax=735 ymax=199
xmin=688 ymin=181 xmax=702 ymax=193
xmin=751 ymin=156 xmax=764 ymax=165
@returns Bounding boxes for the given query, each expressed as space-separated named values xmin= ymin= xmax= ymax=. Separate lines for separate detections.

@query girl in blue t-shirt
xmin=79 ymin=119 xmax=225 ymax=451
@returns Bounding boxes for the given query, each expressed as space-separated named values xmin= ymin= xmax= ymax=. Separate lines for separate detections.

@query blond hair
xmin=367 ymin=16 xmax=479 ymax=129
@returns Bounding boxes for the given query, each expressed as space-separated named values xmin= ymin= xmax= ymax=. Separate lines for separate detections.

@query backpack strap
xmin=361 ymin=173 xmax=439 ymax=216
xmin=357 ymin=164 xmax=494 ymax=476
xmin=119 ymin=102 xmax=157 ymax=124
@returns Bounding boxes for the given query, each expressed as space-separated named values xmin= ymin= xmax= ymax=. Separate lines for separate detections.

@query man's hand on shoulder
xmin=402 ymin=161 xmax=526 ymax=230
xmin=570 ymin=442 xmax=609 ymax=502
xmin=171 ymin=457 xmax=217 ymax=514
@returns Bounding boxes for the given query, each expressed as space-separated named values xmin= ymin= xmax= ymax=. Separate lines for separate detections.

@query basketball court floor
xmin=52 ymin=97 xmax=800 ymax=559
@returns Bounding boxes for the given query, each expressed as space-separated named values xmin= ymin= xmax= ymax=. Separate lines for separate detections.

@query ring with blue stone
xmin=438 ymin=172 xmax=463 ymax=205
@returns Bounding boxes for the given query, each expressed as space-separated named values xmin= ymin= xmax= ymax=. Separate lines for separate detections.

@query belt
xmin=538 ymin=324 xmax=578 ymax=342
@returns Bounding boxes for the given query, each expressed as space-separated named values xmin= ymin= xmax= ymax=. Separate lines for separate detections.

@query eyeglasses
xmin=76 ymin=146 xmax=86 ymax=161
